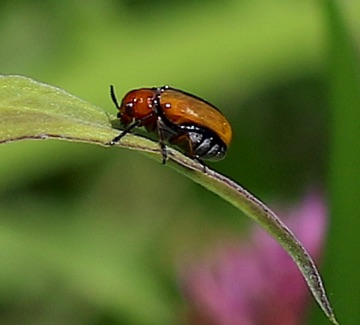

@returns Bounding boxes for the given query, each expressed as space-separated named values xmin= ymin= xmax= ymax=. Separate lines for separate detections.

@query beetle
xmin=109 ymin=85 xmax=232 ymax=165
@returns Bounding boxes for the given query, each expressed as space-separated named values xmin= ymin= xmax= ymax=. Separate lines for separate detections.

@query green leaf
xmin=0 ymin=75 xmax=114 ymax=145
xmin=0 ymin=74 xmax=161 ymax=155
xmin=0 ymin=75 xmax=339 ymax=324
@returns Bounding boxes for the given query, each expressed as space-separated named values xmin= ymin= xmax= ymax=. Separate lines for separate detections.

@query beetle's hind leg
xmin=192 ymin=156 xmax=207 ymax=172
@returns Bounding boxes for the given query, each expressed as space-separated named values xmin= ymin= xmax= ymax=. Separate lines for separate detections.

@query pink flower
xmin=181 ymin=191 xmax=327 ymax=325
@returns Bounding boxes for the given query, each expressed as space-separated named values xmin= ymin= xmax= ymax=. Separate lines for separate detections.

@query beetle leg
xmin=156 ymin=116 xmax=168 ymax=164
xmin=170 ymin=134 xmax=208 ymax=172
xmin=194 ymin=156 xmax=207 ymax=173
xmin=109 ymin=113 xmax=156 ymax=145
xmin=160 ymin=142 xmax=168 ymax=164
xmin=185 ymin=139 xmax=208 ymax=172
xmin=109 ymin=119 xmax=142 ymax=145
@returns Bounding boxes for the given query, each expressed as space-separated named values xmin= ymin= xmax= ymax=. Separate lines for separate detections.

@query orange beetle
xmin=109 ymin=85 xmax=232 ymax=164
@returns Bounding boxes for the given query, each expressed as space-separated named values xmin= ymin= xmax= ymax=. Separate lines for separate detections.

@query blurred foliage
xmin=0 ymin=0 xmax=359 ymax=324
xmin=310 ymin=1 xmax=360 ymax=325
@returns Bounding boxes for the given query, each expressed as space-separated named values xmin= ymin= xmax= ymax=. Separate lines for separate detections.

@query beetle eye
xmin=125 ymin=102 xmax=134 ymax=115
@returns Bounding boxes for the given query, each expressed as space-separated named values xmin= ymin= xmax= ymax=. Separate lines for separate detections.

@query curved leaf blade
xmin=0 ymin=75 xmax=339 ymax=324
xmin=0 ymin=75 xmax=115 ymax=145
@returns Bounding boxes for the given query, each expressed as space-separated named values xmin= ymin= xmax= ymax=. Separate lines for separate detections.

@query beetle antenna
xmin=110 ymin=85 xmax=120 ymax=108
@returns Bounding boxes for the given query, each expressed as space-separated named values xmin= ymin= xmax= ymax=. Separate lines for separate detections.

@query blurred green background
xmin=1 ymin=1 xmax=360 ymax=324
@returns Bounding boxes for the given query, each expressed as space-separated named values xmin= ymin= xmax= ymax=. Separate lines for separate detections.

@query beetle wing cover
xmin=160 ymin=89 xmax=232 ymax=146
